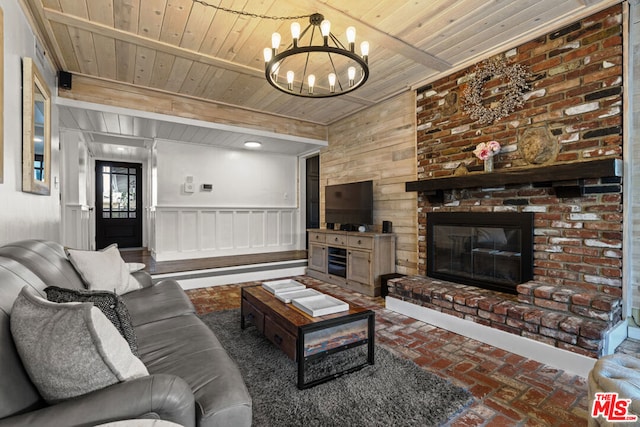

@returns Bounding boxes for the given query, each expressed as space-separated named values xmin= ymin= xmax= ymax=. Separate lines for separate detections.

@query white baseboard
xmin=628 ymin=324 xmax=640 ymax=340
xmin=385 ymin=297 xmax=597 ymax=378
xmin=604 ymin=320 xmax=628 ymax=355
xmin=152 ymin=260 xmax=306 ymax=290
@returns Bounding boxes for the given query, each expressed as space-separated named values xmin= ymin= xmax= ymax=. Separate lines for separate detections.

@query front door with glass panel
xmin=95 ymin=161 xmax=142 ymax=249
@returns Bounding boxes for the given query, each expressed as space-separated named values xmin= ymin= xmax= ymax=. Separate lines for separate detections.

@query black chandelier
xmin=263 ymin=13 xmax=370 ymax=98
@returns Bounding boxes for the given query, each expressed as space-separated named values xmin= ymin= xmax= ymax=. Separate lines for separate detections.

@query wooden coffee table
xmin=241 ymin=285 xmax=375 ymax=389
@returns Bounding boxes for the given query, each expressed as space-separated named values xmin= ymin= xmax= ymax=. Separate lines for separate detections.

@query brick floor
xmin=186 ymin=275 xmax=591 ymax=426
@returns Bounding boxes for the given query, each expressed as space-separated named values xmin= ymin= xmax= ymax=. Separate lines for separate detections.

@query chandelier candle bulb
xmin=328 ymin=73 xmax=336 ymax=92
xmin=308 ymin=74 xmax=315 ymax=94
xmin=263 ymin=47 xmax=272 ymax=62
xmin=321 ymin=20 xmax=331 ymax=45
xmin=271 ymin=32 xmax=281 ymax=52
xmin=287 ymin=71 xmax=294 ymax=90
xmin=348 ymin=67 xmax=356 ymax=86
xmin=346 ymin=26 xmax=356 ymax=51
xmin=361 ymin=41 xmax=369 ymax=62
xmin=291 ymin=22 xmax=301 ymax=47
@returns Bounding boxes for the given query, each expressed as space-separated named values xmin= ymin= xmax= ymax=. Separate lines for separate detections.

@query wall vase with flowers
xmin=473 ymin=141 xmax=501 ymax=172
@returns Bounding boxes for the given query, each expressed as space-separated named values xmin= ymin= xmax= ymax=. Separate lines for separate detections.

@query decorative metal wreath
xmin=463 ymin=57 xmax=529 ymax=124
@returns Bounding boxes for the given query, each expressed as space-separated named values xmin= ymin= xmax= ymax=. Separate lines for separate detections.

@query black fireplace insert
xmin=426 ymin=212 xmax=534 ymax=294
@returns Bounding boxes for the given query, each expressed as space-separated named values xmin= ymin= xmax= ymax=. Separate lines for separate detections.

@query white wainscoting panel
xmin=152 ymin=206 xmax=300 ymax=261
xmin=63 ymin=204 xmax=91 ymax=249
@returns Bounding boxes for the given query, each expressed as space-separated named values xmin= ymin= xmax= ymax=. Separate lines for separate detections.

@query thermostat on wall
xmin=202 ymin=184 xmax=213 ymax=191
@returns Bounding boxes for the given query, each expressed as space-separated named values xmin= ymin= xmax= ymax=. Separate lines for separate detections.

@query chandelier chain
xmin=191 ymin=0 xmax=312 ymax=21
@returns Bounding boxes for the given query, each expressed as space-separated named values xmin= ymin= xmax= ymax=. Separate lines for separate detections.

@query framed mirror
xmin=22 ymin=57 xmax=51 ymax=195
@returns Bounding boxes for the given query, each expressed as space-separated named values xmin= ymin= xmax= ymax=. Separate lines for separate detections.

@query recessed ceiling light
xmin=244 ymin=141 xmax=262 ymax=148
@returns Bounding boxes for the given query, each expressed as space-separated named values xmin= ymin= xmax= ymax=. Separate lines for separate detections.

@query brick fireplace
xmin=388 ymin=5 xmax=625 ymax=360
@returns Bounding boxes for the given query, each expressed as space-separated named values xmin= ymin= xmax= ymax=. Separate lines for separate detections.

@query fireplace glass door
xmin=427 ymin=212 xmax=533 ymax=294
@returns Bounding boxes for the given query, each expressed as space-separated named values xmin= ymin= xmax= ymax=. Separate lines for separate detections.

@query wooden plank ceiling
xmin=24 ymin=0 xmax=619 ymax=126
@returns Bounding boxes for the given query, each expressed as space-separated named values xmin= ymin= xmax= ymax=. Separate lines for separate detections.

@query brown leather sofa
xmin=0 ymin=240 xmax=252 ymax=427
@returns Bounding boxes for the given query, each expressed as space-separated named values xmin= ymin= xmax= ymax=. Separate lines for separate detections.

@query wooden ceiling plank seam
xmin=213 ymin=0 xmax=273 ymax=64
xmin=189 ymin=65 xmax=218 ymax=96
xmin=442 ymin=2 xmax=583 ymax=63
xmin=397 ymin=0 xmax=496 ymax=44
xmin=113 ymin=0 xmax=140 ymax=32
xmin=58 ymin=0 xmax=88 ymax=17
xmin=149 ymin=51 xmax=177 ymax=88
xmin=178 ymin=61 xmax=210 ymax=94
xmin=138 ymin=0 xmax=167 ymax=40
xmin=93 ymin=34 xmax=117 ymax=80
xmin=165 ymin=57 xmax=196 ymax=93
xmin=159 ymin=0 xmax=192 ymax=45
xmin=228 ymin=0 xmax=285 ymax=66
xmin=308 ymin=0 xmax=451 ymax=71
xmin=115 ymin=39 xmax=137 ymax=82
xmin=86 ymin=0 xmax=115 ymax=26
xmin=179 ymin=0 xmax=217 ymax=50
xmin=199 ymin=0 xmax=245 ymax=57
xmin=359 ymin=0 xmax=449 ymax=37
xmin=418 ymin=0 xmax=529 ymax=53
xmin=433 ymin=0 xmax=572 ymax=58
xmin=133 ymin=45 xmax=157 ymax=86
xmin=47 ymin=20 xmax=80 ymax=71
xmin=67 ymin=26 xmax=100 ymax=75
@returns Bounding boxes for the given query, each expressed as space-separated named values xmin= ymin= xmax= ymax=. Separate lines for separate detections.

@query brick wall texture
xmin=406 ymin=5 xmax=624 ymax=358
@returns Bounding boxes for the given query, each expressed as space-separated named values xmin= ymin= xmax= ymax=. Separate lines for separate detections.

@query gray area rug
xmin=200 ymin=309 xmax=473 ymax=427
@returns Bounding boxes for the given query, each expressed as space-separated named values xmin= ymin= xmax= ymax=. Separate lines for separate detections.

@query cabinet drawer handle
xmin=247 ymin=313 xmax=255 ymax=321
xmin=334 ymin=237 xmax=339 ymax=242
xmin=273 ymin=334 xmax=283 ymax=345
xmin=357 ymin=240 xmax=362 ymax=244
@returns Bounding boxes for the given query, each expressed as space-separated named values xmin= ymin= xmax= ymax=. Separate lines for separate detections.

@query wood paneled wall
xmin=59 ymin=74 xmax=327 ymax=141
xmin=324 ymin=92 xmax=418 ymax=275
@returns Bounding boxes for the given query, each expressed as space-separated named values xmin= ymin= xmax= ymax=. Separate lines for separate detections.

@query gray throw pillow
xmin=10 ymin=286 xmax=148 ymax=404
xmin=44 ymin=286 xmax=139 ymax=356
xmin=65 ymin=244 xmax=142 ymax=295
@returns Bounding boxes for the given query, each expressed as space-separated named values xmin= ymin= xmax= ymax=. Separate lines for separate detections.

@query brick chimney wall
xmin=398 ymin=4 xmax=625 ymax=358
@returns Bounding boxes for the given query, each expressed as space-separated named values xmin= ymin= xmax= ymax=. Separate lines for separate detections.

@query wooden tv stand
xmin=306 ymin=229 xmax=396 ymax=297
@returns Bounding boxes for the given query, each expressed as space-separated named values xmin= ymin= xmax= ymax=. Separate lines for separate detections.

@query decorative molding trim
xmin=152 ymin=206 xmax=300 ymax=262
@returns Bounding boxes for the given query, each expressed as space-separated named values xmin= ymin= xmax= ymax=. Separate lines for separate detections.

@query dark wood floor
xmin=119 ymin=248 xmax=308 ymax=275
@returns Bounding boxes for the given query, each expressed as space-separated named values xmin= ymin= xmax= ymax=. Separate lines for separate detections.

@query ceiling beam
xmin=309 ymin=0 xmax=452 ymax=72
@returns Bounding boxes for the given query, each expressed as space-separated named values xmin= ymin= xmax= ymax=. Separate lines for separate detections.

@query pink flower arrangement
xmin=473 ymin=140 xmax=501 ymax=161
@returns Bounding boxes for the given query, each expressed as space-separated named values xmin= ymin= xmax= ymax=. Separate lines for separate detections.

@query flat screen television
xmin=325 ymin=180 xmax=373 ymax=226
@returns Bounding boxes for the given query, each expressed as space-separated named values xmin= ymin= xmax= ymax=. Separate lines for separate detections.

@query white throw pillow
xmin=66 ymin=244 xmax=142 ymax=295
xmin=10 ymin=286 xmax=148 ymax=404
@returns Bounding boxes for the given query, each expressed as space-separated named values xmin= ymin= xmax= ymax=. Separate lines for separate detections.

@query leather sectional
xmin=0 ymin=240 xmax=252 ymax=427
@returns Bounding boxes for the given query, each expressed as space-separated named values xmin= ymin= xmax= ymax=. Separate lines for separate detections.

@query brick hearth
xmin=388 ymin=276 xmax=622 ymax=358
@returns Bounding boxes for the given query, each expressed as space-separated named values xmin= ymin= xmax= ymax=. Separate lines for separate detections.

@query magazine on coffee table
xmin=292 ymin=294 xmax=349 ymax=317
xmin=275 ymin=288 xmax=321 ymax=303
xmin=262 ymin=279 xmax=306 ymax=295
